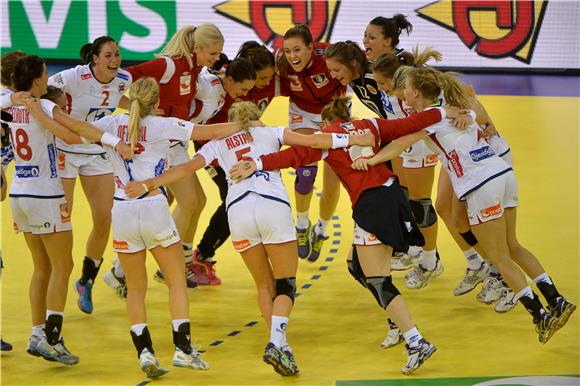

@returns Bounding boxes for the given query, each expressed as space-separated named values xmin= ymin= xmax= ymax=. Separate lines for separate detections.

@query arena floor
xmin=1 ymin=74 xmax=579 ymax=386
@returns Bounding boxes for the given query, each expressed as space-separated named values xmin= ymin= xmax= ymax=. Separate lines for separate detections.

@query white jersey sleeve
xmin=190 ymin=68 xmax=225 ymax=123
xmin=48 ymin=67 xmax=79 ymax=95
xmin=271 ymin=126 xmax=287 ymax=146
xmin=161 ymin=117 xmax=194 ymax=141
xmin=195 ymin=141 xmax=219 ymax=166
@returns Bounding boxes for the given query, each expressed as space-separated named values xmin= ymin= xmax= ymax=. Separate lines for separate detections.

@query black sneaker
xmin=547 ymin=297 xmax=576 ymax=330
xmin=401 ymin=338 xmax=436 ymax=375
xmin=535 ymin=312 xmax=558 ymax=344
xmin=296 ymin=222 xmax=312 ymax=259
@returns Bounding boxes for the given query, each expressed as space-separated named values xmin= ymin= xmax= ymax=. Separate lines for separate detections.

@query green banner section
xmin=3 ymin=1 xmax=177 ymax=60
xmin=336 ymin=375 xmax=580 ymax=386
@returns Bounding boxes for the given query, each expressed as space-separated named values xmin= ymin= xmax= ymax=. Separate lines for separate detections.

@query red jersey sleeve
xmin=125 ymin=58 xmax=167 ymax=83
xmin=374 ymin=108 xmax=442 ymax=142
xmin=260 ymin=146 xmax=323 ymax=171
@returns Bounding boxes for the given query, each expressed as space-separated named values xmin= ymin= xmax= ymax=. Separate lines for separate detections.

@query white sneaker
xmin=494 ymin=286 xmax=518 ymax=313
xmin=401 ymin=338 xmax=437 ymax=375
xmin=36 ymin=337 xmax=79 ymax=365
xmin=172 ymin=346 xmax=209 ymax=370
xmin=391 ymin=253 xmax=419 ymax=271
xmin=404 ymin=260 xmax=444 ymax=289
xmin=476 ymin=275 xmax=504 ymax=304
xmin=380 ymin=320 xmax=403 ymax=348
xmin=453 ymin=263 xmax=490 ymax=296
xmin=139 ymin=348 xmax=168 ymax=379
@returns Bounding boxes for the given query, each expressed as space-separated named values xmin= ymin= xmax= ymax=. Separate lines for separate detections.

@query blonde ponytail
xmin=412 ymin=46 xmax=443 ymax=67
xmin=228 ymin=101 xmax=261 ymax=141
xmin=127 ymin=77 xmax=160 ymax=156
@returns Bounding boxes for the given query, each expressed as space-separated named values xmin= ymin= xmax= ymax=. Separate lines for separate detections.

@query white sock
xmin=419 ymin=249 xmax=437 ymax=271
xmin=402 ymin=326 xmax=423 ymax=348
xmin=296 ymin=212 xmax=309 ymax=230
xmin=515 ymin=286 xmax=534 ymax=301
xmin=533 ymin=272 xmax=553 ymax=285
xmin=131 ymin=323 xmax=147 ymax=335
xmin=172 ymin=319 xmax=189 ymax=332
xmin=270 ymin=315 xmax=289 ymax=348
xmin=114 ymin=258 xmax=125 ymax=277
xmin=32 ymin=324 xmax=45 ymax=337
xmin=464 ymin=248 xmax=484 ymax=270
xmin=315 ymin=218 xmax=329 ymax=237
xmin=46 ymin=310 xmax=64 ymax=319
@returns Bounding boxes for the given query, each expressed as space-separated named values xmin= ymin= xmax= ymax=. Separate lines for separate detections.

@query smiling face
xmin=283 ymin=37 xmax=313 ymax=73
xmin=224 ymin=77 xmax=256 ymax=99
xmin=254 ymin=66 xmax=275 ymax=89
xmin=363 ymin=23 xmax=392 ymax=61
xmin=325 ymin=57 xmax=355 ymax=86
xmin=195 ymin=41 xmax=224 ymax=68
xmin=93 ymin=41 xmax=121 ymax=81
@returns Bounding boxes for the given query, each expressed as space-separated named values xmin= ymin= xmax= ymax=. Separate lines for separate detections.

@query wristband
xmin=100 ymin=132 xmax=121 ymax=148
xmin=331 ymin=133 xmax=350 ymax=149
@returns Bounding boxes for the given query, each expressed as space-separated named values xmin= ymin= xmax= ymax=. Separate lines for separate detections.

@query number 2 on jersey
xmin=101 ymin=90 xmax=110 ymax=106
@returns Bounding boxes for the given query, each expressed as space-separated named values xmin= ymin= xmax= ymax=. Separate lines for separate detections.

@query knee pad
xmin=294 ymin=166 xmax=318 ymax=195
xmin=347 ymin=260 xmax=367 ymax=288
xmin=409 ymin=198 xmax=438 ymax=228
xmin=459 ymin=230 xmax=478 ymax=247
xmin=274 ymin=277 xmax=296 ymax=303
xmin=365 ymin=276 xmax=400 ymax=309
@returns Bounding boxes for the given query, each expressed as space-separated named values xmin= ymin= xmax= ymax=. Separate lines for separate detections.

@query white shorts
xmin=168 ymin=141 xmax=191 ymax=167
xmin=466 ymin=171 xmax=519 ymax=226
xmin=111 ymin=195 xmax=180 ymax=253
xmin=227 ymin=192 xmax=296 ymax=252
xmin=401 ymin=139 xmax=439 ymax=169
xmin=57 ymin=150 xmax=113 ymax=178
xmin=288 ymin=102 xmax=323 ymax=131
xmin=10 ymin=196 xmax=72 ymax=234
xmin=353 ymin=221 xmax=381 ymax=246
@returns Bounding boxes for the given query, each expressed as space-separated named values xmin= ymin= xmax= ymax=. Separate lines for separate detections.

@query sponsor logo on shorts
xmin=469 ymin=145 xmax=495 ymax=162
xmin=58 ymin=152 xmax=66 ymax=170
xmin=60 ymin=203 xmax=71 ymax=223
xmin=15 ymin=165 xmax=40 ymax=178
xmin=291 ymin=114 xmax=303 ymax=124
xmin=47 ymin=143 xmax=58 ymax=178
xmin=367 ymin=233 xmax=377 ymax=241
xmin=30 ymin=222 xmax=52 ymax=230
xmin=425 ymin=153 xmax=439 ymax=165
xmin=233 ymin=239 xmax=250 ymax=251
xmin=311 ymin=73 xmax=329 ymax=88
xmin=480 ymin=202 xmax=503 ymax=218
xmin=113 ymin=240 xmax=129 ymax=250
xmin=155 ymin=230 xmax=178 ymax=244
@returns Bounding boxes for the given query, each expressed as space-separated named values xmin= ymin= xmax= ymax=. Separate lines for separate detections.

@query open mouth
xmin=291 ymin=60 xmax=301 ymax=67
xmin=107 ymin=65 xmax=118 ymax=71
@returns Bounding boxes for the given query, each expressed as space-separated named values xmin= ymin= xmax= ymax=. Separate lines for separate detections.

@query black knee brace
xmin=409 ymin=198 xmax=438 ymax=228
xmin=459 ymin=230 xmax=478 ymax=247
xmin=347 ymin=260 xmax=367 ymax=288
xmin=274 ymin=277 xmax=297 ymax=303
xmin=365 ymin=276 xmax=401 ymax=309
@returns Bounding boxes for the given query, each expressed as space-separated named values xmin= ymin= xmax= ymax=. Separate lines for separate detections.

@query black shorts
xmin=353 ymin=182 xmax=425 ymax=253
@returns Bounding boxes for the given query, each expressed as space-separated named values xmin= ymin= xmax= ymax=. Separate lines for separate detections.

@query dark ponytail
xmin=236 ymin=41 xmax=275 ymax=72
xmin=79 ymin=35 xmax=117 ymax=64
xmin=369 ymin=14 xmax=413 ymax=47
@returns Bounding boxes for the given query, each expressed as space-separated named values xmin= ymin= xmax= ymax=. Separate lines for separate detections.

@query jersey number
xmin=235 ymin=147 xmax=251 ymax=161
xmin=9 ymin=128 xmax=32 ymax=161
xmin=101 ymin=90 xmax=110 ymax=106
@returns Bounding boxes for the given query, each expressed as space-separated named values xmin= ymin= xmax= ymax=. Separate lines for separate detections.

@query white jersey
xmin=5 ymin=100 xmax=64 ymax=197
xmin=48 ymin=64 xmax=132 ymax=154
xmin=382 ymin=92 xmax=412 ymax=119
xmin=424 ymin=116 xmax=512 ymax=200
xmin=92 ymin=114 xmax=193 ymax=200
xmin=196 ymin=126 xmax=290 ymax=210
xmin=189 ymin=67 xmax=225 ymax=123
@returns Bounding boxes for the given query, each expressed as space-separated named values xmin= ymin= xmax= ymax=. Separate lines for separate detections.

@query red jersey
xmin=248 ymin=75 xmax=280 ymax=113
xmin=126 ymin=55 xmax=200 ymax=120
xmin=277 ymin=42 xmax=345 ymax=114
xmin=260 ymin=108 xmax=443 ymax=207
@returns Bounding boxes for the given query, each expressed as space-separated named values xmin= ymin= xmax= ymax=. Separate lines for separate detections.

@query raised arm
xmin=125 ymin=155 xmax=206 ymax=198
xmin=282 ymin=129 xmax=374 ymax=149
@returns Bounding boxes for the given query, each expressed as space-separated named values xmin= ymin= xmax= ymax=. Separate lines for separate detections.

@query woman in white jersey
xmin=48 ymin=36 xmax=132 ymax=314
xmin=89 ymin=77 xmax=248 ymax=379
xmin=124 ymin=101 xmax=373 ymax=376
xmin=358 ymin=66 xmax=576 ymax=344
xmin=9 ymin=55 xmax=129 ymax=365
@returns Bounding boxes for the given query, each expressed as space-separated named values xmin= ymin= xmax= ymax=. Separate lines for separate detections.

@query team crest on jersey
xmin=214 ymin=1 xmax=340 ymax=49
xmin=80 ymin=73 xmax=92 ymax=80
xmin=288 ymin=74 xmax=302 ymax=92
xmin=180 ymin=73 xmax=192 ymax=95
xmin=416 ymin=0 xmax=548 ymax=64
xmin=210 ymin=78 xmax=221 ymax=86
xmin=257 ymin=97 xmax=269 ymax=112
xmin=366 ymin=85 xmax=378 ymax=95
xmin=118 ymin=83 xmax=125 ymax=93
xmin=311 ymin=73 xmax=329 ymax=88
